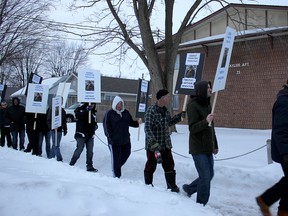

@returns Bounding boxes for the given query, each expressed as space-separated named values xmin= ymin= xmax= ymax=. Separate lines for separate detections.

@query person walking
xmin=25 ymin=112 xmax=40 ymax=155
xmin=144 ymin=89 xmax=184 ymax=192
xmin=256 ymin=82 xmax=288 ymax=216
xmin=103 ymin=96 xmax=140 ymax=178
xmin=5 ymin=97 xmax=25 ymax=150
xmin=38 ymin=111 xmax=51 ymax=158
xmin=182 ymin=80 xmax=219 ymax=206
xmin=69 ymin=103 xmax=98 ymax=172
xmin=47 ymin=106 xmax=67 ymax=161
xmin=0 ymin=101 xmax=12 ymax=147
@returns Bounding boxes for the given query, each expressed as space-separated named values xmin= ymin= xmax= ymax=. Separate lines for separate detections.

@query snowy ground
xmin=0 ymin=123 xmax=282 ymax=216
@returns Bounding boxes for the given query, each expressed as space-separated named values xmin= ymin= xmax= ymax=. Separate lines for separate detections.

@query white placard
xmin=26 ymin=84 xmax=49 ymax=113
xmin=212 ymin=27 xmax=236 ymax=93
xmin=56 ymin=82 xmax=71 ymax=107
xmin=138 ymin=80 xmax=149 ymax=113
xmin=77 ymin=69 xmax=101 ymax=103
xmin=51 ymin=96 xmax=62 ymax=130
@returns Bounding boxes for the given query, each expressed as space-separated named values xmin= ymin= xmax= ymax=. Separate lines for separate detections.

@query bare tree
xmin=66 ymin=0 xmax=240 ymax=92
xmin=7 ymin=41 xmax=48 ymax=87
xmin=0 ymin=0 xmax=52 ymax=71
xmin=44 ymin=41 xmax=89 ymax=77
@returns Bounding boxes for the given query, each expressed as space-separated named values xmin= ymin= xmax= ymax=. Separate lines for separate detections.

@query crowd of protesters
xmin=1 ymin=80 xmax=287 ymax=215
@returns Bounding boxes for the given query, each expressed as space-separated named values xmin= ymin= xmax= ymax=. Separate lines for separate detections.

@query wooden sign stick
xmin=209 ymin=91 xmax=218 ymax=127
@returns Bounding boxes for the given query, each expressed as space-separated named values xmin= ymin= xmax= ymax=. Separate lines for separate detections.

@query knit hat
xmin=156 ymin=89 xmax=169 ymax=100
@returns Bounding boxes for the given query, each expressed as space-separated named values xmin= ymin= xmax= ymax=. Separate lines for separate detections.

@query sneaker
xmin=182 ymin=184 xmax=192 ymax=197
xmin=278 ymin=209 xmax=288 ymax=216
xmin=87 ymin=167 xmax=98 ymax=172
xmin=256 ymin=196 xmax=272 ymax=216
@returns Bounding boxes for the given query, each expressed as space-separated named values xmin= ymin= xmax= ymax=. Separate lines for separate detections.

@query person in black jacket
xmin=256 ymin=82 xmax=288 ymax=216
xmin=69 ymin=103 xmax=98 ymax=172
xmin=47 ymin=105 xmax=67 ymax=161
xmin=103 ymin=96 xmax=140 ymax=178
xmin=5 ymin=97 xmax=25 ymax=150
xmin=0 ymin=101 xmax=12 ymax=147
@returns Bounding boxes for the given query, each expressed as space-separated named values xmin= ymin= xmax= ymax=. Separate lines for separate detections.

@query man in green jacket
xmin=183 ymin=80 xmax=219 ymax=206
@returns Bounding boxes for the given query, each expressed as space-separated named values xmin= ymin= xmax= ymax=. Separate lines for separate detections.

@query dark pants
xmin=261 ymin=164 xmax=288 ymax=211
xmin=1 ymin=127 xmax=12 ymax=147
xmin=39 ymin=131 xmax=51 ymax=158
xmin=108 ymin=143 xmax=131 ymax=178
xmin=144 ymin=149 xmax=175 ymax=174
xmin=26 ymin=130 xmax=40 ymax=155
xmin=11 ymin=129 xmax=25 ymax=150
xmin=70 ymin=137 xmax=94 ymax=169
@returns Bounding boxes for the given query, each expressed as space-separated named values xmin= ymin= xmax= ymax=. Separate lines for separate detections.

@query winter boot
xmin=87 ymin=167 xmax=98 ymax=172
xmin=144 ymin=171 xmax=153 ymax=186
xmin=256 ymin=196 xmax=271 ymax=216
xmin=278 ymin=209 xmax=288 ymax=216
xmin=165 ymin=170 xmax=180 ymax=193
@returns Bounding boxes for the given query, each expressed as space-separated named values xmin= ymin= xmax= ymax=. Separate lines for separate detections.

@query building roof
xmin=178 ymin=26 xmax=288 ymax=50
xmin=101 ymin=76 xmax=138 ymax=95
xmin=9 ymin=75 xmax=139 ymax=98
xmin=186 ymin=3 xmax=288 ymax=31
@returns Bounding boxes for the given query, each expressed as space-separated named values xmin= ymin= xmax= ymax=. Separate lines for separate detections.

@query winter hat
xmin=156 ymin=89 xmax=169 ymax=100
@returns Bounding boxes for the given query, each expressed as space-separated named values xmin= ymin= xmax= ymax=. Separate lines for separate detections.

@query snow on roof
xmin=10 ymin=77 xmax=62 ymax=97
xmin=180 ymin=26 xmax=288 ymax=47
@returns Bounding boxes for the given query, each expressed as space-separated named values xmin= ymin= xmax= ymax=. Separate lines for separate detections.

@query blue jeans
xmin=49 ymin=131 xmax=62 ymax=161
xmin=39 ymin=131 xmax=51 ymax=157
xmin=186 ymin=153 xmax=214 ymax=205
xmin=70 ymin=137 xmax=94 ymax=169
xmin=11 ymin=130 xmax=25 ymax=150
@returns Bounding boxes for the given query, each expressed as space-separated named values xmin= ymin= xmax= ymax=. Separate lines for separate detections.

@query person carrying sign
xmin=69 ymin=103 xmax=98 ymax=172
xmin=182 ymin=80 xmax=219 ymax=206
xmin=103 ymin=96 xmax=140 ymax=178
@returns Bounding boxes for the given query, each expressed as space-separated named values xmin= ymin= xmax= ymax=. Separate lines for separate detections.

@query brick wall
xmin=176 ymin=35 xmax=288 ymax=129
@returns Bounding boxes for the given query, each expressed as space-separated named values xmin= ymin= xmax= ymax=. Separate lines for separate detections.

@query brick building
xmin=159 ymin=4 xmax=288 ymax=129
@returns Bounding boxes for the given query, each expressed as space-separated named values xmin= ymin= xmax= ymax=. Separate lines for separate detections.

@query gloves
xmin=151 ymin=142 xmax=160 ymax=151
xmin=86 ymin=105 xmax=94 ymax=111
xmin=63 ymin=130 xmax=67 ymax=136
xmin=180 ymin=111 xmax=186 ymax=118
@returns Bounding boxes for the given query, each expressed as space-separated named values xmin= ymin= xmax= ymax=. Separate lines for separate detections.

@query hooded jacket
xmin=271 ymin=84 xmax=288 ymax=163
xmin=74 ymin=103 xmax=97 ymax=139
xmin=103 ymin=96 xmax=138 ymax=146
xmin=187 ymin=81 xmax=218 ymax=154
xmin=5 ymin=97 xmax=25 ymax=131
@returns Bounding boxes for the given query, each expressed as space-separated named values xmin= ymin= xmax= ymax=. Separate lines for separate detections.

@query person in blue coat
xmin=256 ymin=82 xmax=288 ymax=216
xmin=103 ymin=96 xmax=140 ymax=178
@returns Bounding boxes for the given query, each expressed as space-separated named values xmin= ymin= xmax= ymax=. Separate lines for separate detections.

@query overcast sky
xmin=49 ymin=0 xmax=288 ymax=79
